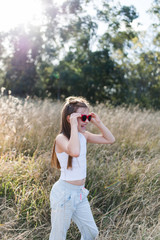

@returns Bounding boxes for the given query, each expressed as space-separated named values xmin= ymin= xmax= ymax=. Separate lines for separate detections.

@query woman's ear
xmin=67 ymin=115 xmax=70 ymax=123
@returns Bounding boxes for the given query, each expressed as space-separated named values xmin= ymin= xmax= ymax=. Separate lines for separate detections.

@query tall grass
xmin=0 ymin=94 xmax=160 ymax=240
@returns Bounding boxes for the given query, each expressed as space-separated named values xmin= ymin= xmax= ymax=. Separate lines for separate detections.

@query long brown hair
xmin=51 ymin=96 xmax=89 ymax=169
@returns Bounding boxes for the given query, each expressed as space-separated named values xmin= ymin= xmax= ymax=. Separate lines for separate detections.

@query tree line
xmin=0 ymin=0 xmax=160 ymax=109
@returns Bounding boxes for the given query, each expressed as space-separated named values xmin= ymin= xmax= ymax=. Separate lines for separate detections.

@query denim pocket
xmin=50 ymin=189 xmax=72 ymax=209
xmin=60 ymin=194 xmax=72 ymax=207
xmin=82 ymin=187 xmax=89 ymax=197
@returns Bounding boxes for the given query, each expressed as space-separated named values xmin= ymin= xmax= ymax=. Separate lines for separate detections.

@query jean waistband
xmin=57 ymin=179 xmax=85 ymax=191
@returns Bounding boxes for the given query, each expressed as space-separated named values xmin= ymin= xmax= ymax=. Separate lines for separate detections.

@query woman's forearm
xmin=95 ymin=121 xmax=115 ymax=143
xmin=67 ymin=124 xmax=80 ymax=157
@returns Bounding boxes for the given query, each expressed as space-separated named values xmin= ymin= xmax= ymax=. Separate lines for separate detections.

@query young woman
xmin=49 ymin=96 xmax=115 ymax=240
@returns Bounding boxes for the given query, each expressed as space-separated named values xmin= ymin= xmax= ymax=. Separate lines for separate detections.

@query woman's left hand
xmin=90 ymin=112 xmax=101 ymax=125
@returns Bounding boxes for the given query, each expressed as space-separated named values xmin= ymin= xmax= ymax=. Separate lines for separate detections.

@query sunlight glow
xmin=0 ymin=0 xmax=43 ymax=31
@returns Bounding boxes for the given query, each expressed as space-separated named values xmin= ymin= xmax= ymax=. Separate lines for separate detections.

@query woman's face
xmin=76 ymin=107 xmax=90 ymax=133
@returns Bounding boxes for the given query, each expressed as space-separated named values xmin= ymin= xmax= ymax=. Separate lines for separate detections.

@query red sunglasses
xmin=81 ymin=114 xmax=92 ymax=122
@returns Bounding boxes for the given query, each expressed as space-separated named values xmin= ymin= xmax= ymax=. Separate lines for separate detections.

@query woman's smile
xmin=80 ymin=123 xmax=87 ymax=131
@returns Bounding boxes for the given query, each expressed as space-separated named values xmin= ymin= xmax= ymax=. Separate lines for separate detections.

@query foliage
xmin=3 ymin=26 xmax=43 ymax=97
xmin=52 ymin=49 xmax=128 ymax=105
xmin=0 ymin=0 xmax=159 ymax=109
xmin=126 ymin=51 xmax=160 ymax=109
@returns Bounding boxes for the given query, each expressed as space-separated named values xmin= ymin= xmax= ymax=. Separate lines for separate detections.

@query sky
xmin=0 ymin=0 xmax=154 ymax=32
xmin=118 ymin=0 xmax=153 ymax=30
xmin=0 ymin=0 xmax=43 ymax=32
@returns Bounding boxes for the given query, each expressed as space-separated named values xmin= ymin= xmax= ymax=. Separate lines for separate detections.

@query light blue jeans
xmin=49 ymin=179 xmax=99 ymax=240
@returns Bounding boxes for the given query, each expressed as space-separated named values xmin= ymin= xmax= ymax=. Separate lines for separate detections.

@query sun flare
xmin=0 ymin=0 xmax=43 ymax=31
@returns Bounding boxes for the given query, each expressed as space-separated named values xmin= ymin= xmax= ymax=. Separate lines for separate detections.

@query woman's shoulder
xmin=82 ymin=131 xmax=89 ymax=141
xmin=56 ymin=133 xmax=68 ymax=143
xmin=55 ymin=133 xmax=68 ymax=153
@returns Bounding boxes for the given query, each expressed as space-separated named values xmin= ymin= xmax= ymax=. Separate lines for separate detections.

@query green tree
xmin=49 ymin=48 xmax=127 ymax=105
xmin=41 ymin=1 xmax=141 ymax=105
xmin=4 ymin=26 xmax=43 ymax=97
xmin=1 ymin=0 xmax=159 ymax=109
xmin=98 ymin=3 xmax=139 ymax=56
xmin=0 ymin=33 xmax=6 ymax=87
xmin=124 ymin=51 xmax=160 ymax=109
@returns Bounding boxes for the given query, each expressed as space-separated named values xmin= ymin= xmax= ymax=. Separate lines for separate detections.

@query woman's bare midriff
xmin=65 ymin=178 xmax=86 ymax=186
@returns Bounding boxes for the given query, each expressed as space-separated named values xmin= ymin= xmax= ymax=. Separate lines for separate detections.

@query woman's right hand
xmin=70 ymin=113 xmax=81 ymax=127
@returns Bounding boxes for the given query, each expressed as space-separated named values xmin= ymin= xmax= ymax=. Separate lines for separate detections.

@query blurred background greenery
xmin=0 ymin=0 xmax=160 ymax=109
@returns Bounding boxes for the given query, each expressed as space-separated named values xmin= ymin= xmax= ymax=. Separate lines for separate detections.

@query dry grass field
xmin=0 ymin=94 xmax=160 ymax=240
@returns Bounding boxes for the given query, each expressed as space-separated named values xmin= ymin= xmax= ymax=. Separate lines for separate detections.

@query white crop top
xmin=56 ymin=132 xmax=87 ymax=181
